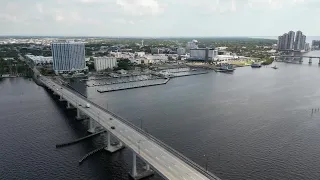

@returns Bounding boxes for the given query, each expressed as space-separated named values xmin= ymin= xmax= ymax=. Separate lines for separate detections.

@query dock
xmin=87 ymin=76 xmax=161 ymax=87
xmin=56 ymin=130 xmax=106 ymax=148
xmin=97 ymin=79 xmax=170 ymax=93
xmin=171 ymin=71 xmax=209 ymax=78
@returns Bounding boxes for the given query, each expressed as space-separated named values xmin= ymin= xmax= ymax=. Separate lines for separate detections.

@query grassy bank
xmin=229 ymin=60 xmax=253 ymax=66
xmin=261 ymin=58 xmax=274 ymax=65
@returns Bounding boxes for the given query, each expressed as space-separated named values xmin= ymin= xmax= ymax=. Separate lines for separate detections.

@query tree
xmin=86 ymin=62 xmax=95 ymax=71
xmin=116 ymin=58 xmax=132 ymax=70
xmin=86 ymin=49 xmax=93 ymax=56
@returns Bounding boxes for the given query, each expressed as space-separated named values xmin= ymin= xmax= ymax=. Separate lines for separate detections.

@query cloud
xmin=247 ymin=0 xmax=305 ymax=9
xmin=116 ymin=0 xmax=165 ymax=16
xmin=36 ymin=3 xmax=43 ymax=13
xmin=55 ymin=15 xmax=64 ymax=21
xmin=0 ymin=0 xmax=319 ymax=36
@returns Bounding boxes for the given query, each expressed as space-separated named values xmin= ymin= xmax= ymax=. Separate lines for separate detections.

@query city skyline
xmin=277 ymin=30 xmax=307 ymax=51
xmin=1 ymin=0 xmax=320 ymax=37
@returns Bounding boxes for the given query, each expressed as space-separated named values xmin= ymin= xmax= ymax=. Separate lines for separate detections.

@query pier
xmin=97 ymin=79 xmax=170 ymax=93
xmin=171 ymin=71 xmax=209 ymax=78
xmin=56 ymin=130 xmax=106 ymax=148
xmin=87 ymin=76 xmax=161 ymax=87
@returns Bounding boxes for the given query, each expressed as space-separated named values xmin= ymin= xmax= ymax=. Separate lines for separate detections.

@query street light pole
xmin=204 ymin=155 xmax=208 ymax=171
xmin=138 ymin=140 xmax=141 ymax=154
xmin=140 ymin=118 xmax=143 ymax=130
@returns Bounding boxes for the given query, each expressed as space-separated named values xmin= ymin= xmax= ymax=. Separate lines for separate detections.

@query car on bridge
xmin=111 ymin=126 xmax=115 ymax=130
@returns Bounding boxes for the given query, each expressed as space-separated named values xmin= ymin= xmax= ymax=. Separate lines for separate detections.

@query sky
xmin=1 ymin=0 xmax=320 ymax=37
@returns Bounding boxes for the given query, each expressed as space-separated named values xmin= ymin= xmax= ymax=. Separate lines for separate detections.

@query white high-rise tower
xmin=51 ymin=42 xmax=86 ymax=72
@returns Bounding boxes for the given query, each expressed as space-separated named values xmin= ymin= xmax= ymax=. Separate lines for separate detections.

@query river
xmin=1 ymin=51 xmax=320 ymax=180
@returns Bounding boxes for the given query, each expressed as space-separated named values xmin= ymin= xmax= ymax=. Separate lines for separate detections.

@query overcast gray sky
xmin=0 ymin=0 xmax=318 ymax=37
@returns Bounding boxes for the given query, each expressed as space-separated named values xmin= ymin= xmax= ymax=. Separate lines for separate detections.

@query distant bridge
xmin=275 ymin=55 xmax=320 ymax=58
xmin=275 ymin=55 xmax=320 ymax=64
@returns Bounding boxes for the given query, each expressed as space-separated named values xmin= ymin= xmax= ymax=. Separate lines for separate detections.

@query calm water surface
xmin=1 ymin=51 xmax=320 ymax=180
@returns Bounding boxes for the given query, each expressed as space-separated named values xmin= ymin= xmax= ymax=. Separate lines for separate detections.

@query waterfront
xmin=2 ymin=51 xmax=320 ymax=180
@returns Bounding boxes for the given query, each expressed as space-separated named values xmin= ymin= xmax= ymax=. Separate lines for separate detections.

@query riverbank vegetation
xmin=261 ymin=58 xmax=274 ymax=65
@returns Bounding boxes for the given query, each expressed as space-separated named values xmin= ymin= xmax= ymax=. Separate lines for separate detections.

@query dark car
xmin=109 ymin=118 xmax=113 ymax=120
xmin=111 ymin=126 xmax=115 ymax=130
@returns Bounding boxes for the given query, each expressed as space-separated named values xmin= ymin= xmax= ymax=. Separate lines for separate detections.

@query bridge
xmin=274 ymin=55 xmax=320 ymax=64
xmin=37 ymin=75 xmax=221 ymax=180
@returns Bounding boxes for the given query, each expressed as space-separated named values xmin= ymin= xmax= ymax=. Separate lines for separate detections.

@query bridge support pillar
xmin=76 ymin=108 xmax=82 ymax=119
xmin=76 ymin=108 xmax=88 ymax=120
xmin=132 ymin=152 xmax=137 ymax=177
xmin=129 ymin=152 xmax=154 ymax=180
xmin=318 ymin=58 xmax=320 ymax=65
xmin=87 ymin=118 xmax=97 ymax=133
xmin=67 ymin=102 xmax=75 ymax=109
xmin=309 ymin=58 xmax=312 ymax=64
xmin=145 ymin=164 xmax=150 ymax=171
xmin=104 ymin=131 xmax=124 ymax=153
xmin=59 ymin=96 xmax=65 ymax=101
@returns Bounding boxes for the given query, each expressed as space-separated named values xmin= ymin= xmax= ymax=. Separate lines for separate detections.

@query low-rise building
xmin=135 ymin=52 xmax=146 ymax=57
xmin=25 ymin=55 xmax=53 ymax=64
xmin=94 ymin=57 xmax=117 ymax=71
xmin=189 ymin=48 xmax=218 ymax=61
xmin=177 ymin=48 xmax=186 ymax=55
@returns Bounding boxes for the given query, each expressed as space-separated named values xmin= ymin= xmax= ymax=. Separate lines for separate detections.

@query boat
xmin=251 ymin=62 xmax=262 ymax=68
xmin=271 ymin=65 xmax=278 ymax=69
xmin=217 ymin=64 xmax=235 ymax=73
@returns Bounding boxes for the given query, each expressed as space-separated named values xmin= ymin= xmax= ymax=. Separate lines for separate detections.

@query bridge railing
xmin=42 ymin=77 xmax=220 ymax=180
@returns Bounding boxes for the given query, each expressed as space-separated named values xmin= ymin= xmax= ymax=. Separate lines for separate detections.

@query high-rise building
xmin=300 ymin=35 xmax=306 ymax=51
xmin=294 ymin=31 xmax=303 ymax=50
xmin=305 ymin=43 xmax=310 ymax=52
xmin=51 ymin=42 xmax=86 ymax=72
xmin=277 ymin=36 xmax=282 ymax=50
xmin=278 ymin=30 xmax=306 ymax=51
xmin=288 ymin=31 xmax=295 ymax=50
xmin=94 ymin=57 xmax=117 ymax=71
xmin=283 ymin=33 xmax=289 ymax=50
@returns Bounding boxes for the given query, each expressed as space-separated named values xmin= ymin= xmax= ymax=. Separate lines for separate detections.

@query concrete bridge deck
xmin=39 ymin=76 xmax=220 ymax=180
xmin=275 ymin=55 xmax=320 ymax=58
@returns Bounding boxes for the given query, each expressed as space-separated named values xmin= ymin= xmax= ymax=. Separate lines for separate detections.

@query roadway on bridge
xmin=40 ymin=77 xmax=220 ymax=180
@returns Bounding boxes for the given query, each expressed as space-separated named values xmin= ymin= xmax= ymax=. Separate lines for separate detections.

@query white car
xmin=85 ymin=103 xmax=91 ymax=108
